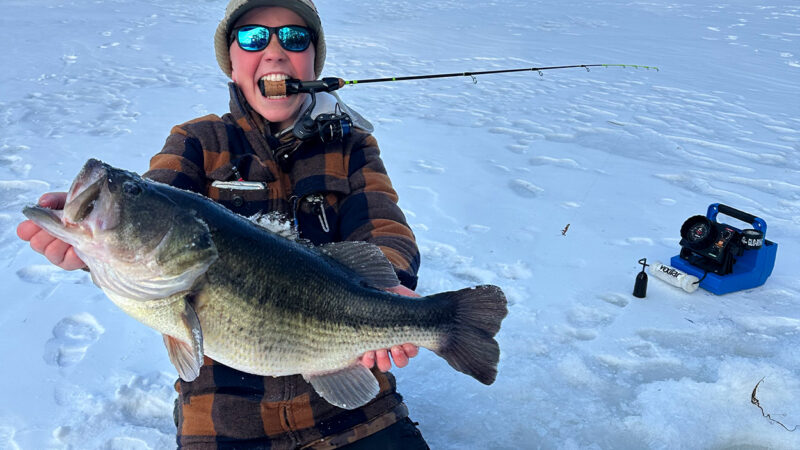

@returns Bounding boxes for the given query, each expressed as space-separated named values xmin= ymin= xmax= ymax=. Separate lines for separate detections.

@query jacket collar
xmin=228 ymin=82 xmax=271 ymax=136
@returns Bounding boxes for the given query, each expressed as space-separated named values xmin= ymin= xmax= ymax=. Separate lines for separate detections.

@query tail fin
xmin=429 ymin=285 xmax=508 ymax=385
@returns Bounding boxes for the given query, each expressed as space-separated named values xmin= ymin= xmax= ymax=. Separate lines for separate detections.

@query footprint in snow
xmin=52 ymin=373 xmax=176 ymax=447
xmin=559 ymin=293 xmax=630 ymax=342
xmin=104 ymin=437 xmax=152 ymax=450
xmin=567 ymin=304 xmax=615 ymax=329
xmin=43 ymin=313 xmax=105 ymax=368
xmin=597 ymin=292 xmax=630 ymax=308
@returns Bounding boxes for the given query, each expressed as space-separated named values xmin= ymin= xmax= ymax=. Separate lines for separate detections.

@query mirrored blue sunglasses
xmin=230 ymin=25 xmax=315 ymax=53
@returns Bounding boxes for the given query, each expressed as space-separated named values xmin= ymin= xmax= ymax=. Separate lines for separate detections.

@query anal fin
xmin=304 ymin=363 xmax=380 ymax=410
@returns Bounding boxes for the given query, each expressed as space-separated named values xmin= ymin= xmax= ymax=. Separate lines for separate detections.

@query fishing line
xmin=560 ymin=148 xmax=614 ymax=237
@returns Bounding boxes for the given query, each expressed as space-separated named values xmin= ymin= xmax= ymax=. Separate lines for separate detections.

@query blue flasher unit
xmin=670 ymin=203 xmax=778 ymax=295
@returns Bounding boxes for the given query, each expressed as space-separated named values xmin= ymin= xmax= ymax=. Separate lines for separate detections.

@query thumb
xmin=38 ymin=192 xmax=68 ymax=209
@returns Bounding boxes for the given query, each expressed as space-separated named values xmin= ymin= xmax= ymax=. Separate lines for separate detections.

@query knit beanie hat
xmin=215 ymin=0 xmax=326 ymax=79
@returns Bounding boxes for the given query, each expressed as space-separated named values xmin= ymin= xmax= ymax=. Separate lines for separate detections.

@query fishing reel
xmin=670 ymin=203 xmax=777 ymax=295
xmin=257 ymin=77 xmax=353 ymax=144
xmin=293 ymin=102 xmax=353 ymax=143
xmin=283 ymin=84 xmax=352 ymax=144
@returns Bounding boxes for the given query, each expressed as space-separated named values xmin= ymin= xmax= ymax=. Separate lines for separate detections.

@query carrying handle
xmin=707 ymin=203 xmax=767 ymax=235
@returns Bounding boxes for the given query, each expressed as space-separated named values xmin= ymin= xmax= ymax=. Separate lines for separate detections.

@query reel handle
xmin=259 ymin=77 xmax=344 ymax=97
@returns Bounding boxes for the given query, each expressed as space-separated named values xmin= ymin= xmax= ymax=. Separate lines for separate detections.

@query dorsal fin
xmin=319 ymin=241 xmax=399 ymax=289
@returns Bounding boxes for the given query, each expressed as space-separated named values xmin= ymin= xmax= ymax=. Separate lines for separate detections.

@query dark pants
xmin=339 ymin=418 xmax=429 ymax=450
xmin=175 ymin=399 xmax=429 ymax=449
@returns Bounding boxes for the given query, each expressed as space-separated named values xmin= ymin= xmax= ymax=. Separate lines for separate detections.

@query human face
xmin=230 ymin=7 xmax=316 ymax=131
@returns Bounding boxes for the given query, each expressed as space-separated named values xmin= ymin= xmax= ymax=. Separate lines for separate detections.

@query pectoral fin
xmin=304 ymin=363 xmax=380 ymax=410
xmin=162 ymin=302 xmax=204 ymax=381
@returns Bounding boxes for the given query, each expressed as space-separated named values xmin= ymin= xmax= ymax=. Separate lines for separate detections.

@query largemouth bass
xmin=23 ymin=159 xmax=508 ymax=409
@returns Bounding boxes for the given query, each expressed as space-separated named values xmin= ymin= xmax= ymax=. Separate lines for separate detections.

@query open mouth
xmin=20 ymin=159 xmax=108 ymax=244
xmin=64 ymin=159 xmax=107 ymax=225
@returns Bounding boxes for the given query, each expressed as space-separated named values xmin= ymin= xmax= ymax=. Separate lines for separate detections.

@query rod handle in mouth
xmin=259 ymin=77 xmax=345 ymax=97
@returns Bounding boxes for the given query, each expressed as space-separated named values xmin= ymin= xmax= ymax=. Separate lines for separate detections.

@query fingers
xmin=361 ymin=344 xmax=420 ymax=372
xmin=16 ymin=220 xmax=42 ymax=241
xmin=366 ymin=286 xmax=420 ymax=371
xmin=390 ymin=346 xmax=409 ymax=368
xmin=39 ymin=192 xmax=68 ymax=209
xmin=41 ymin=240 xmax=86 ymax=271
xmin=30 ymin=229 xmax=71 ymax=267
xmin=384 ymin=285 xmax=421 ymax=298
xmin=360 ymin=350 xmax=375 ymax=369
xmin=18 ymin=192 xmax=87 ymax=271
xmin=28 ymin=228 xmax=60 ymax=257
xmin=375 ymin=349 xmax=392 ymax=372
xmin=21 ymin=224 xmax=87 ymax=271
xmin=60 ymin=247 xmax=87 ymax=271
xmin=402 ymin=343 xmax=419 ymax=358
xmin=360 ymin=349 xmax=392 ymax=372
xmin=43 ymin=237 xmax=73 ymax=267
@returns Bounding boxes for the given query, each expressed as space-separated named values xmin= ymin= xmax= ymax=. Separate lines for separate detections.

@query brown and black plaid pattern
xmin=174 ymin=358 xmax=408 ymax=449
xmin=144 ymin=84 xmax=419 ymax=287
xmin=143 ymin=84 xmax=419 ymax=448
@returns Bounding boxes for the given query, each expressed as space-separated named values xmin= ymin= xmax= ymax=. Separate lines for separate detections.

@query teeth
xmin=260 ymin=73 xmax=290 ymax=82
xmin=266 ymin=95 xmax=287 ymax=99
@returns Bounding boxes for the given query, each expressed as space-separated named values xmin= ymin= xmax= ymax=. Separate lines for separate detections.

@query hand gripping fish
xmin=23 ymin=159 xmax=508 ymax=409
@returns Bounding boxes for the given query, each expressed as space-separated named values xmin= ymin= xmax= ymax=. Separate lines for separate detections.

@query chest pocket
xmin=289 ymin=140 xmax=352 ymax=245
xmin=206 ymin=156 xmax=276 ymax=217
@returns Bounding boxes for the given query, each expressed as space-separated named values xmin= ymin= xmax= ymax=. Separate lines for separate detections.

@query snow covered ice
xmin=2 ymin=0 xmax=799 ymax=448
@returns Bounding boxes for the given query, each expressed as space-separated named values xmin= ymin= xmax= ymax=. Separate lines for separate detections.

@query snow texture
xmin=2 ymin=0 xmax=799 ymax=448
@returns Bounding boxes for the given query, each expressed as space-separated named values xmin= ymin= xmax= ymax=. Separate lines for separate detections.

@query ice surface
xmin=2 ymin=0 xmax=799 ymax=448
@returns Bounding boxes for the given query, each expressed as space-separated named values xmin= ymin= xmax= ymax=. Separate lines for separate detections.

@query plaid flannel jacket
xmin=143 ymin=84 xmax=420 ymax=449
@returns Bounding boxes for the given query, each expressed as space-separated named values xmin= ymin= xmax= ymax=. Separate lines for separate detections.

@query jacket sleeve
xmin=339 ymin=133 xmax=421 ymax=290
xmin=142 ymin=125 xmax=207 ymax=194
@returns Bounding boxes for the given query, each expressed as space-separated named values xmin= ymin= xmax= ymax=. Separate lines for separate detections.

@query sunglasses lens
xmin=237 ymin=26 xmax=269 ymax=51
xmin=278 ymin=26 xmax=312 ymax=51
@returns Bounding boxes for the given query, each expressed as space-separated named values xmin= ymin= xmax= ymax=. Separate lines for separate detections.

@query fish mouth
xmin=23 ymin=159 xmax=112 ymax=246
xmin=21 ymin=204 xmax=64 ymax=236
xmin=64 ymin=158 xmax=108 ymax=226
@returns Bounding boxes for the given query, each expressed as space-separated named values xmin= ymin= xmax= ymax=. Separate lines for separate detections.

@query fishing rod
xmin=259 ymin=63 xmax=659 ymax=97
xmin=266 ymin=63 xmax=658 ymax=145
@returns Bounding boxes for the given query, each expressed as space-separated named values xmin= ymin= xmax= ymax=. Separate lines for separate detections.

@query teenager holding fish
xmin=18 ymin=0 xmax=431 ymax=447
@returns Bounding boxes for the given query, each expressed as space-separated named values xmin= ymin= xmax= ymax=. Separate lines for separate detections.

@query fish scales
xmin=189 ymin=212 xmax=450 ymax=375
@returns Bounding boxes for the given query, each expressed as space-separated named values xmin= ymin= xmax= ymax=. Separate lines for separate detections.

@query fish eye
xmin=123 ymin=181 xmax=142 ymax=196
